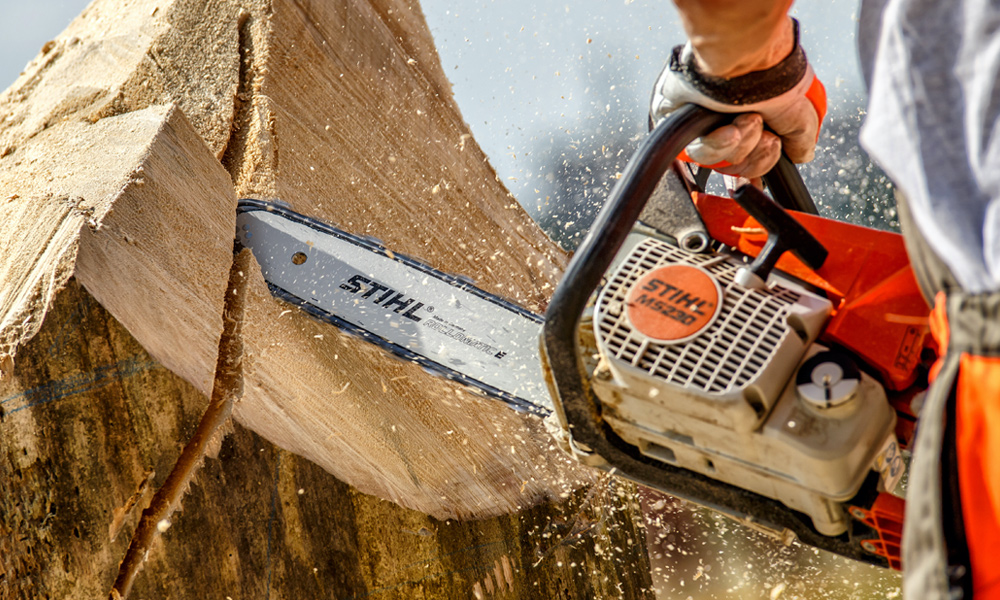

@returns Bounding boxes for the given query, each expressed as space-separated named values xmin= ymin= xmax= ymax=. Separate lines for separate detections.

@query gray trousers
xmin=896 ymin=193 xmax=1000 ymax=599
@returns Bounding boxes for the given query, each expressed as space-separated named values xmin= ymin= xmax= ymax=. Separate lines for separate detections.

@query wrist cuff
xmin=670 ymin=19 xmax=809 ymax=106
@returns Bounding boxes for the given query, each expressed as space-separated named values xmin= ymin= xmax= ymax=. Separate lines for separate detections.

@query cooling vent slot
xmin=595 ymin=239 xmax=801 ymax=394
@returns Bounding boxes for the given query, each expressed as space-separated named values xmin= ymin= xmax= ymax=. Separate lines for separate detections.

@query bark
xmin=0 ymin=0 xmax=654 ymax=597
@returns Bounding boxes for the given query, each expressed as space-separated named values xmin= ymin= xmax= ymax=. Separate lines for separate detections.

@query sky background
xmin=420 ymin=3 xmax=865 ymax=193
xmin=418 ymin=1 xmax=883 ymax=243
xmin=0 ymin=0 xmax=880 ymax=239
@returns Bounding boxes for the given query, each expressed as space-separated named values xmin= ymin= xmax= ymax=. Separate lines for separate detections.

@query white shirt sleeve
xmin=859 ymin=0 xmax=1000 ymax=292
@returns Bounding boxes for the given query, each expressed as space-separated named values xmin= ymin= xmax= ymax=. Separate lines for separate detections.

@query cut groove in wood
xmin=111 ymin=248 xmax=251 ymax=599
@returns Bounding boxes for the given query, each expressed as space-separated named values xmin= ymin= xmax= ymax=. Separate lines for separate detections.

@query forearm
xmin=672 ymin=0 xmax=795 ymax=77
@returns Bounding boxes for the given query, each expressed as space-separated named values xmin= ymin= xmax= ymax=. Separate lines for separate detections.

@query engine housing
xmin=589 ymin=236 xmax=897 ymax=536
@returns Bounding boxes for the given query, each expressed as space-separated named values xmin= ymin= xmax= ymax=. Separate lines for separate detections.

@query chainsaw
xmin=235 ymin=105 xmax=930 ymax=571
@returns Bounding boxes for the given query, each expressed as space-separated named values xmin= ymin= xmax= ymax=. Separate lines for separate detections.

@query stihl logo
xmin=637 ymin=279 xmax=713 ymax=317
xmin=339 ymin=274 xmax=430 ymax=322
xmin=626 ymin=264 xmax=722 ymax=343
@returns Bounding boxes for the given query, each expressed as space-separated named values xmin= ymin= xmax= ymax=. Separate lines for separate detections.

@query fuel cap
xmin=796 ymin=351 xmax=861 ymax=409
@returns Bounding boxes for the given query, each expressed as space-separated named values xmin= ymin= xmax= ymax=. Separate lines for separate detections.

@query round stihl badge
xmin=626 ymin=264 xmax=722 ymax=344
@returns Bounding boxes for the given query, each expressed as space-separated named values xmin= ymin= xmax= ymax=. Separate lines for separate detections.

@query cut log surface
xmin=0 ymin=0 xmax=655 ymax=596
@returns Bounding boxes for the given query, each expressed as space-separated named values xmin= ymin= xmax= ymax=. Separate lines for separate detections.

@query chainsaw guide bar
xmin=235 ymin=198 xmax=552 ymax=416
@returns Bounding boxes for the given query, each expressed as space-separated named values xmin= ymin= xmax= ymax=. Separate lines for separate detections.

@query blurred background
xmin=417 ymin=1 xmax=897 ymax=248
xmin=1 ymin=0 xmax=902 ymax=597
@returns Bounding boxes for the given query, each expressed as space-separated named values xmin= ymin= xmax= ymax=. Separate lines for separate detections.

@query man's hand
xmin=651 ymin=15 xmax=826 ymax=180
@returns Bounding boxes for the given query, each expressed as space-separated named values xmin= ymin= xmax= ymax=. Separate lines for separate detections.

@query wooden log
xmin=0 ymin=0 xmax=655 ymax=596
xmin=1 ymin=0 xmax=576 ymax=519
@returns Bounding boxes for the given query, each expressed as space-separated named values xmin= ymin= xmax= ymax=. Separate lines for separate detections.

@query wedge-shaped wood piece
xmin=74 ymin=106 xmax=237 ymax=396
xmin=0 ymin=105 xmax=234 ymax=395
xmin=217 ymin=0 xmax=581 ymax=518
